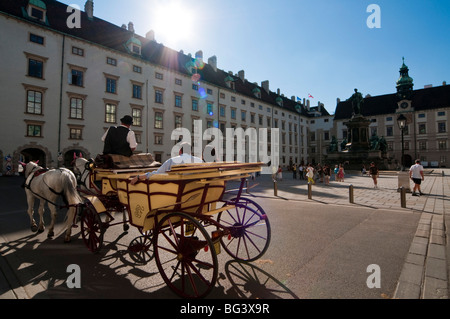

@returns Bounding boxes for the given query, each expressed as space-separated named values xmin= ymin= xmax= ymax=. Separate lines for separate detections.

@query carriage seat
xmin=95 ymin=153 xmax=161 ymax=169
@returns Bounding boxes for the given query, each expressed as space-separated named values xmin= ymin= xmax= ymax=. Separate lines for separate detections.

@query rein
xmin=24 ymin=167 xmax=73 ymax=209
xmin=75 ymin=159 xmax=101 ymax=194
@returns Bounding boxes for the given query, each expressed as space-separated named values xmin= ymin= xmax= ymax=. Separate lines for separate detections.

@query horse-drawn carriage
xmin=70 ymin=154 xmax=271 ymax=298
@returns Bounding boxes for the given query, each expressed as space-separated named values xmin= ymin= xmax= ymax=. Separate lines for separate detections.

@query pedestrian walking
xmin=334 ymin=165 xmax=339 ymax=181
xmin=323 ymin=164 xmax=331 ymax=185
xmin=299 ymin=164 xmax=304 ymax=180
xmin=409 ymin=159 xmax=424 ymax=196
xmin=317 ymin=164 xmax=324 ymax=183
xmin=277 ymin=165 xmax=283 ymax=181
xmin=292 ymin=163 xmax=297 ymax=179
xmin=369 ymin=162 xmax=379 ymax=188
xmin=306 ymin=163 xmax=315 ymax=184
xmin=337 ymin=164 xmax=345 ymax=182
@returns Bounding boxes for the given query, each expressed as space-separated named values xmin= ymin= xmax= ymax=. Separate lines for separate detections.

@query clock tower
xmin=396 ymin=57 xmax=414 ymax=111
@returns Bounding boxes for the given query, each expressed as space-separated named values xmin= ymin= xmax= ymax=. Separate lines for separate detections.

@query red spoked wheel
xmin=154 ymin=212 xmax=218 ymax=299
xmin=80 ymin=202 xmax=105 ymax=253
xmin=217 ymin=198 xmax=271 ymax=262
xmin=128 ymin=231 xmax=153 ymax=264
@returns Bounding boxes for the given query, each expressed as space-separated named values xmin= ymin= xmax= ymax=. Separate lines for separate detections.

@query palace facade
xmin=333 ymin=60 xmax=450 ymax=168
xmin=0 ymin=0 xmax=328 ymax=173
xmin=1 ymin=0 xmax=447 ymax=174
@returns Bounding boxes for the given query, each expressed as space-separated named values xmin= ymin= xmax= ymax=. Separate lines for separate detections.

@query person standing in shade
xmin=369 ymin=162 xmax=379 ymax=188
xmin=102 ymin=115 xmax=137 ymax=157
xmin=323 ymin=164 xmax=331 ymax=185
xmin=409 ymin=159 xmax=424 ymax=196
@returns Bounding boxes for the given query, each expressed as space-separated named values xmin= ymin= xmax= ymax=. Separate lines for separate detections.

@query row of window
xmin=380 ymin=122 xmax=447 ymax=136
xmin=28 ymin=33 xmax=303 ymax=122
xmin=25 ymin=85 xmax=304 ymax=135
xmin=384 ymin=112 xmax=447 ymax=122
xmin=310 ymin=140 xmax=448 ymax=154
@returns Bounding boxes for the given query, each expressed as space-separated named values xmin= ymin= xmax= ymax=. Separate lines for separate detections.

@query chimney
xmin=146 ymin=30 xmax=155 ymax=41
xmin=277 ymin=88 xmax=280 ymax=95
xmin=195 ymin=50 xmax=203 ymax=60
xmin=128 ymin=22 xmax=134 ymax=33
xmin=306 ymin=100 xmax=310 ymax=110
xmin=261 ymin=80 xmax=269 ymax=93
xmin=238 ymin=70 xmax=245 ymax=82
xmin=208 ymin=56 xmax=217 ymax=72
xmin=443 ymin=81 xmax=447 ymax=86
xmin=85 ymin=0 xmax=94 ymax=20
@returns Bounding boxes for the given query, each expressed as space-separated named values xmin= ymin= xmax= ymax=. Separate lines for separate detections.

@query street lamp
xmin=397 ymin=114 xmax=407 ymax=171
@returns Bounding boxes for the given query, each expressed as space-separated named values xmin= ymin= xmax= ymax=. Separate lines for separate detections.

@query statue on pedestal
xmin=329 ymin=136 xmax=338 ymax=153
xmin=340 ymin=138 xmax=348 ymax=151
xmin=348 ymin=88 xmax=364 ymax=117
xmin=370 ymin=133 xmax=380 ymax=150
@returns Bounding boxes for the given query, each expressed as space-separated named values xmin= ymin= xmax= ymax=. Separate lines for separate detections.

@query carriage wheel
xmin=218 ymin=198 xmax=271 ymax=262
xmin=154 ymin=212 xmax=218 ymax=299
xmin=128 ymin=232 xmax=153 ymax=264
xmin=80 ymin=202 xmax=105 ymax=253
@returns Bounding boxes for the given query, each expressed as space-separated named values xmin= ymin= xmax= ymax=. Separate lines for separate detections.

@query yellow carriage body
xmin=112 ymin=162 xmax=262 ymax=232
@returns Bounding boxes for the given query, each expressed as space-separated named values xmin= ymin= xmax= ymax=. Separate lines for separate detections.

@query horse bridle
xmin=75 ymin=158 xmax=95 ymax=191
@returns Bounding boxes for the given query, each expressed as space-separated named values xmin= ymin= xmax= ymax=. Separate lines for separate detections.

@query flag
xmin=296 ymin=96 xmax=302 ymax=102
xmin=308 ymin=94 xmax=314 ymax=98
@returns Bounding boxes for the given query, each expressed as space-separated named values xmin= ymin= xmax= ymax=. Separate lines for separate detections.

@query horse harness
xmin=24 ymin=166 xmax=68 ymax=207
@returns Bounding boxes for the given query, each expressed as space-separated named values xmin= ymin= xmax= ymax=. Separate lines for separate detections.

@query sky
xmin=59 ymin=0 xmax=450 ymax=114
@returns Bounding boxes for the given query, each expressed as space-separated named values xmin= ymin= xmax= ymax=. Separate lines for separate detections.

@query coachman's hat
xmin=120 ymin=115 xmax=133 ymax=125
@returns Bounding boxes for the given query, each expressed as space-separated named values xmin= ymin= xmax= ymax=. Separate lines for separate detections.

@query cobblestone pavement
xmin=242 ymin=168 xmax=449 ymax=299
xmin=1 ymin=168 xmax=448 ymax=299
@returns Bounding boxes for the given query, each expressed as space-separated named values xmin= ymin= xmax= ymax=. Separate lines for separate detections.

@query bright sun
xmin=152 ymin=1 xmax=194 ymax=46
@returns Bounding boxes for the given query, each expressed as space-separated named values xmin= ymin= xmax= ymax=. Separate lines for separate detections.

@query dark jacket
xmin=103 ymin=126 xmax=132 ymax=157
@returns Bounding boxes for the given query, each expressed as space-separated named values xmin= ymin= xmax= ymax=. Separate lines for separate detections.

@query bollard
xmin=400 ymin=186 xmax=406 ymax=208
xmin=308 ymin=182 xmax=312 ymax=199
xmin=349 ymin=184 xmax=354 ymax=203
xmin=273 ymin=180 xmax=278 ymax=196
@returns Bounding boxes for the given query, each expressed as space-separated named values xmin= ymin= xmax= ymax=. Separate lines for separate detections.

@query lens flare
xmin=195 ymin=58 xmax=205 ymax=70
xmin=198 ymin=87 xmax=208 ymax=99
xmin=191 ymin=73 xmax=201 ymax=83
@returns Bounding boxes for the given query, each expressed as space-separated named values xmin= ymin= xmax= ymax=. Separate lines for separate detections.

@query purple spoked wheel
xmin=218 ymin=198 xmax=271 ymax=262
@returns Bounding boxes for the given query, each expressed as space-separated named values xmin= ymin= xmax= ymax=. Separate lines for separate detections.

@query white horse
xmin=21 ymin=161 xmax=82 ymax=242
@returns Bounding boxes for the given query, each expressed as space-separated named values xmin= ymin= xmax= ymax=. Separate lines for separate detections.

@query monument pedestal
xmin=397 ymin=171 xmax=411 ymax=192
xmin=344 ymin=115 xmax=371 ymax=152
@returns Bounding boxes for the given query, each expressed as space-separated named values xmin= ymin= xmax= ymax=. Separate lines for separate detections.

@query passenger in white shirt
xmin=409 ymin=159 xmax=424 ymax=196
xmin=130 ymin=142 xmax=202 ymax=184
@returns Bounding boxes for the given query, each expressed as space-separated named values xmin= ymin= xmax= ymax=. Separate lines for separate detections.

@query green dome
xmin=126 ymin=37 xmax=142 ymax=46
xmin=396 ymin=57 xmax=413 ymax=87
xmin=397 ymin=75 xmax=413 ymax=86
